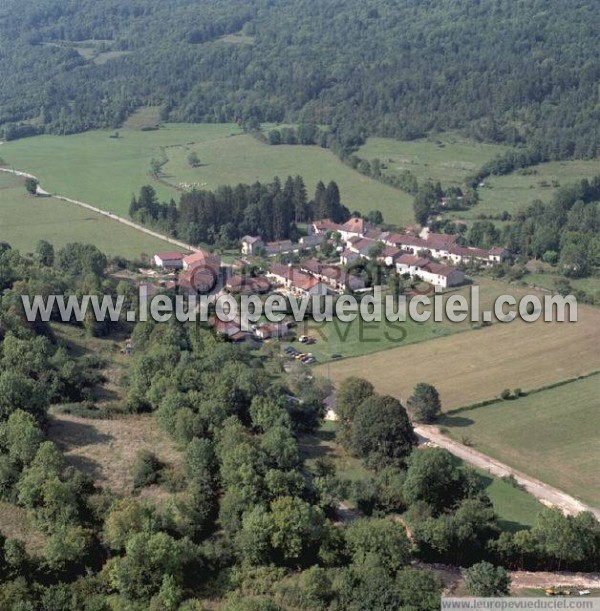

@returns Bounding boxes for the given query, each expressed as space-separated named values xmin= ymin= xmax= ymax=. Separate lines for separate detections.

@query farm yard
xmin=0 ymin=173 xmax=175 ymax=258
xmin=316 ymin=295 xmax=600 ymax=410
xmin=440 ymin=375 xmax=600 ymax=508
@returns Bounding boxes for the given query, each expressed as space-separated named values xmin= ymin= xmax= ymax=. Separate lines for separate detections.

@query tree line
xmin=129 ymin=177 xmax=351 ymax=247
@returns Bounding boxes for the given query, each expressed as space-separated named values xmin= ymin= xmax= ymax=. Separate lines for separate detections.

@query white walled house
xmin=153 ymin=252 xmax=184 ymax=269
xmin=241 ymin=235 xmax=265 ymax=256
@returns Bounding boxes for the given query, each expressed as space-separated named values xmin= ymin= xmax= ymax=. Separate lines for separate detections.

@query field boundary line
xmin=0 ymin=167 xmax=200 ymax=254
xmin=444 ymin=370 xmax=600 ymax=416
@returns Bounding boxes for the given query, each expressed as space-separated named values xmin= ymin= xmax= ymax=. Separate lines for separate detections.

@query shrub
xmin=500 ymin=389 xmax=511 ymax=400
xmin=132 ymin=450 xmax=163 ymax=489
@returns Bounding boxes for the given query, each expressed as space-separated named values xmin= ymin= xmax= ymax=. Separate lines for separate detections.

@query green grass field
xmin=358 ymin=133 xmax=508 ymax=189
xmin=162 ymin=133 xmax=414 ymax=225
xmin=440 ymin=375 xmax=600 ymax=507
xmin=292 ymin=279 xmax=543 ymax=362
xmin=0 ymin=124 xmax=415 ymax=225
xmin=524 ymin=271 xmax=600 ymax=303
xmin=0 ymin=173 xmax=176 ymax=258
xmin=0 ymin=124 xmax=242 ymax=216
xmin=453 ymin=160 xmax=600 ymax=220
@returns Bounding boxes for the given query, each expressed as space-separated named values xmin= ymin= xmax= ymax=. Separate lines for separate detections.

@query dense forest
xmin=129 ymin=177 xmax=351 ymax=246
xmin=1 ymin=0 xmax=600 ymax=158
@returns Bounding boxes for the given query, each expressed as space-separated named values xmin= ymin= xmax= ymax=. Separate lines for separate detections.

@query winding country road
xmin=0 ymin=166 xmax=201 ymax=254
xmin=415 ymin=425 xmax=600 ymax=520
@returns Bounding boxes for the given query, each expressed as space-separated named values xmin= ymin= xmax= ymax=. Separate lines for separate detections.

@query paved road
xmin=0 ymin=167 xmax=201 ymax=254
xmin=415 ymin=425 xmax=600 ymax=520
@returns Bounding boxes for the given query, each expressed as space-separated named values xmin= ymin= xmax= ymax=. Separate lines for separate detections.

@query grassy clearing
xmin=358 ymin=133 xmax=508 ymax=189
xmin=163 ymin=133 xmax=414 ymax=225
xmin=48 ymin=411 xmax=183 ymax=496
xmin=0 ymin=173 xmax=175 ymax=258
xmin=1 ymin=125 xmax=415 ymax=224
xmin=473 ymin=471 xmax=543 ymax=532
xmin=300 ymin=421 xmax=542 ymax=530
xmin=48 ymin=323 xmax=183 ymax=496
xmin=316 ymin=281 xmax=600 ymax=410
xmin=439 ymin=375 xmax=600 ymax=507
xmin=0 ymin=501 xmax=47 ymax=556
xmin=0 ymin=124 xmax=243 ymax=216
xmin=452 ymin=159 xmax=600 ymax=220
xmin=524 ymin=271 xmax=600 ymax=303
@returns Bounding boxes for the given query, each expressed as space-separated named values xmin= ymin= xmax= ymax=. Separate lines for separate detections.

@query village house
xmin=264 ymin=239 xmax=296 ymax=256
xmin=153 ymin=252 xmax=184 ymax=269
xmin=347 ymin=236 xmax=376 ymax=258
xmin=380 ymin=245 xmax=405 ymax=267
xmin=417 ymin=261 xmax=466 ymax=288
xmin=225 ymin=274 xmax=271 ymax=294
xmin=183 ymin=250 xmax=221 ymax=272
xmin=339 ymin=249 xmax=360 ymax=266
xmin=208 ymin=317 xmax=254 ymax=343
xmin=396 ymin=254 xmax=431 ymax=276
xmin=240 ymin=235 xmax=265 ymax=256
xmin=266 ymin=263 xmax=328 ymax=296
xmin=254 ymin=322 xmax=292 ymax=340
xmin=396 ymin=254 xmax=466 ymax=288
xmin=310 ymin=219 xmax=344 ymax=235
xmin=299 ymin=258 xmax=365 ymax=293
xmin=339 ymin=217 xmax=370 ymax=240
xmin=299 ymin=233 xmax=326 ymax=248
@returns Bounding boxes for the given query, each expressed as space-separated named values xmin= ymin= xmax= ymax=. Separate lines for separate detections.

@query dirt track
xmin=415 ymin=425 xmax=600 ymax=520
xmin=0 ymin=166 xmax=199 ymax=254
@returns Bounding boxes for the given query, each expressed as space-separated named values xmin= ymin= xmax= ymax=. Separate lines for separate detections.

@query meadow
xmin=440 ymin=375 xmax=600 ymax=507
xmin=0 ymin=173 xmax=176 ymax=259
xmin=358 ymin=135 xmax=599 ymax=222
xmin=0 ymin=124 xmax=241 ymax=216
xmin=160 ymin=133 xmax=414 ymax=225
xmin=454 ymin=159 xmax=600 ymax=220
xmin=357 ymin=133 xmax=508 ymax=189
xmin=316 ymin=284 xmax=600 ymax=410
xmin=0 ymin=122 xmax=415 ymax=225
xmin=524 ymin=270 xmax=600 ymax=303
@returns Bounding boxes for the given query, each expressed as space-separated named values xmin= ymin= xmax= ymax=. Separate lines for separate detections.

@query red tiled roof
xmin=425 ymin=233 xmax=459 ymax=249
xmin=183 ymin=250 xmax=220 ymax=270
xmin=293 ymin=273 xmax=320 ymax=291
xmin=447 ymin=245 xmax=490 ymax=259
xmin=314 ymin=219 xmax=344 ymax=232
xmin=421 ymin=262 xmax=457 ymax=277
xmin=397 ymin=254 xmax=430 ymax=267
xmin=342 ymin=217 xmax=368 ymax=234
xmin=155 ymin=252 xmax=183 ymax=261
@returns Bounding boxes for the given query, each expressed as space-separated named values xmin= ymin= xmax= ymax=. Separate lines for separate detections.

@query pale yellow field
xmin=317 ymin=304 xmax=600 ymax=410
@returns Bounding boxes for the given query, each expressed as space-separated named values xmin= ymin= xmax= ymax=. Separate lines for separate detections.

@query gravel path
xmin=415 ymin=425 xmax=600 ymax=520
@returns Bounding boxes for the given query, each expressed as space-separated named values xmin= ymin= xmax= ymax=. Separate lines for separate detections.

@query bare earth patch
xmin=48 ymin=412 xmax=182 ymax=495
